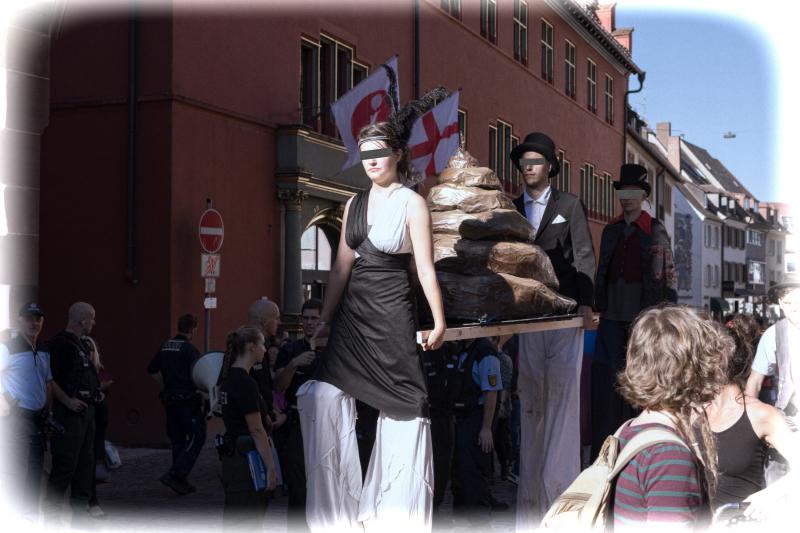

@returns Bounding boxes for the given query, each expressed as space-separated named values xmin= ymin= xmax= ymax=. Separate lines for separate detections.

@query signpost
xmin=199 ymin=201 xmax=224 ymax=351
xmin=199 ymin=208 xmax=224 ymax=253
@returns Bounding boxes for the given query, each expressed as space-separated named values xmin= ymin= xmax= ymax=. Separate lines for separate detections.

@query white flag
xmin=331 ymin=56 xmax=399 ymax=170
xmin=408 ymin=91 xmax=461 ymax=178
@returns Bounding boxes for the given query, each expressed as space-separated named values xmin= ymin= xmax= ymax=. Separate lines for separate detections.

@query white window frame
xmin=565 ymin=39 xmax=576 ymax=98
xmin=540 ymin=19 xmax=554 ymax=83
xmin=586 ymin=58 xmax=597 ymax=112
xmin=604 ymin=74 xmax=614 ymax=124
xmin=513 ymin=0 xmax=528 ymax=64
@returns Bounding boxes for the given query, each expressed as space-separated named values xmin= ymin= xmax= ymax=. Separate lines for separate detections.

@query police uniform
xmin=249 ymin=336 xmax=276 ymax=423
xmin=147 ymin=334 xmax=206 ymax=488
xmin=43 ymin=330 xmax=101 ymax=522
xmin=218 ymin=367 xmax=270 ymax=531
xmin=452 ymin=338 xmax=503 ymax=519
xmin=274 ymin=338 xmax=320 ymax=527
xmin=0 ymin=334 xmax=52 ymax=519
xmin=421 ymin=342 xmax=458 ymax=510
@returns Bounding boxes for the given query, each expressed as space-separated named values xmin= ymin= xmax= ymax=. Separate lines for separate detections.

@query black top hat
xmin=19 ymin=302 xmax=45 ymax=317
xmin=769 ymin=272 xmax=800 ymax=303
xmin=613 ymin=164 xmax=652 ymax=196
xmin=510 ymin=132 xmax=560 ymax=177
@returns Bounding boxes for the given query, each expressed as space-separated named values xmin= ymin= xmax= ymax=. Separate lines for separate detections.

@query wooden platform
xmin=416 ymin=313 xmax=583 ymax=344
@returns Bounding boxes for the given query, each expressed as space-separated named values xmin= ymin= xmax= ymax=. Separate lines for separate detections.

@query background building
xmin=32 ymin=0 xmax=640 ymax=444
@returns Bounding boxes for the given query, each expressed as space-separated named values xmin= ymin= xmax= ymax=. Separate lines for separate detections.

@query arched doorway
xmin=301 ymin=207 xmax=342 ymax=301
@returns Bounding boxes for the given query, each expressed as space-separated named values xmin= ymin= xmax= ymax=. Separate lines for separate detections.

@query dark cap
xmin=510 ymin=132 xmax=561 ymax=177
xmin=613 ymin=164 xmax=652 ymax=196
xmin=19 ymin=302 xmax=45 ymax=317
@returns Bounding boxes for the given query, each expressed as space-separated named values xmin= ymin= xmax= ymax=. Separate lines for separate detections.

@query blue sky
xmin=615 ymin=2 xmax=783 ymax=202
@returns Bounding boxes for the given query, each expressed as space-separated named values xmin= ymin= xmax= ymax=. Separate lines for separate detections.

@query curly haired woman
xmin=612 ymin=306 xmax=729 ymax=528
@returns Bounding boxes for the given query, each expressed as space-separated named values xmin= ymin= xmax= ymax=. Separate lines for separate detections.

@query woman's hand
xmin=266 ymin=463 xmax=277 ymax=492
xmin=310 ymin=323 xmax=330 ymax=350
xmin=743 ymin=487 xmax=781 ymax=521
xmin=422 ymin=323 xmax=445 ymax=351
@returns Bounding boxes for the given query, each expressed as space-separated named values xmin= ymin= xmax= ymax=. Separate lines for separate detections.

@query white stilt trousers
xmin=297 ymin=380 xmax=433 ymax=533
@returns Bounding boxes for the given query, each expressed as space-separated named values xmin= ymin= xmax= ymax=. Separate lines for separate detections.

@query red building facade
xmin=39 ymin=0 xmax=640 ymax=444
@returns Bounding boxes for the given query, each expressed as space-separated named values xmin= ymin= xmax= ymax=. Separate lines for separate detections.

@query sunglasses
xmin=519 ymin=158 xmax=547 ymax=167
xmin=616 ymin=189 xmax=646 ymax=200
xmin=360 ymin=148 xmax=394 ymax=161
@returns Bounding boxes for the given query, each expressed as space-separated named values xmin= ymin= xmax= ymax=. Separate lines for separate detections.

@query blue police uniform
xmin=0 ymin=334 xmax=52 ymax=519
xmin=452 ymin=338 xmax=502 ymax=520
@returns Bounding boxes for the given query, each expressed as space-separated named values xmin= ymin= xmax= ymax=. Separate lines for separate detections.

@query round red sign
xmin=199 ymin=209 xmax=224 ymax=253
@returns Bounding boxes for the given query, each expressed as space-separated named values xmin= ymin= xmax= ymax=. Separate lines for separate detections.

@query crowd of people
xmin=1 ymin=115 xmax=798 ymax=533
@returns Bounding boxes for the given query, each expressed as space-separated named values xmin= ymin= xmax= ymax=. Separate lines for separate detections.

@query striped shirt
xmin=612 ymin=422 xmax=707 ymax=529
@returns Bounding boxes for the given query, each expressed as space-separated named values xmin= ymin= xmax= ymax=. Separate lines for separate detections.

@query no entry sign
xmin=199 ymin=209 xmax=224 ymax=253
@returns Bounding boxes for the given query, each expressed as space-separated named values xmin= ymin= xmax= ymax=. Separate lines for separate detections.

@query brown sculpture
xmin=428 ymin=148 xmax=576 ymax=320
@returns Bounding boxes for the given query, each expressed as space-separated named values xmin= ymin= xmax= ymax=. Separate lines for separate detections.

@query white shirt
xmin=523 ymin=186 xmax=552 ymax=235
xmin=752 ymin=321 xmax=800 ymax=391
xmin=0 ymin=337 xmax=52 ymax=411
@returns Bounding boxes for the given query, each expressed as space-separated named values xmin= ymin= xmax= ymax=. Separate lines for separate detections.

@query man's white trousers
xmin=515 ymin=327 xmax=584 ymax=532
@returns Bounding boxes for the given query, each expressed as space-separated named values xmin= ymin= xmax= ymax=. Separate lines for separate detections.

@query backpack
xmin=540 ymin=421 xmax=689 ymax=530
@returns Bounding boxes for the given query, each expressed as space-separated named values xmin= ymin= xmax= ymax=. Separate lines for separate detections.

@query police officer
xmin=44 ymin=302 xmax=102 ymax=526
xmin=0 ymin=302 xmax=52 ymax=521
xmin=218 ymin=325 xmax=277 ymax=532
xmin=147 ymin=313 xmax=205 ymax=495
xmin=273 ymin=298 xmax=323 ymax=529
xmin=421 ymin=340 xmax=458 ymax=522
xmin=450 ymin=337 xmax=504 ymax=524
xmin=245 ymin=299 xmax=285 ymax=431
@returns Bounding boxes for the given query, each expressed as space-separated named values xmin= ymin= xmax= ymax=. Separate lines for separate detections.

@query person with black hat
xmin=510 ymin=132 xmax=596 ymax=526
xmin=147 ymin=313 xmax=206 ymax=495
xmin=0 ymin=302 xmax=52 ymax=521
xmin=43 ymin=301 xmax=103 ymax=526
xmin=590 ymin=163 xmax=677 ymax=460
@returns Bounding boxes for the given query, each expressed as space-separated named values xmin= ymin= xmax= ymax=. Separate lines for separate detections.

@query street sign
xmin=204 ymin=278 xmax=216 ymax=293
xmin=199 ymin=209 xmax=224 ymax=253
xmin=204 ymin=297 xmax=218 ymax=310
xmin=201 ymin=254 xmax=221 ymax=277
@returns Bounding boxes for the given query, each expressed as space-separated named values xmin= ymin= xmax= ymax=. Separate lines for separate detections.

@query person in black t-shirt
xmin=147 ymin=314 xmax=205 ymax=495
xmin=44 ymin=302 xmax=102 ymax=527
xmin=274 ymin=298 xmax=322 ymax=530
xmin=245 ymin=299 xmax=286 ymax=431
xmin=218 ymin=325 xmax=277 ymax=532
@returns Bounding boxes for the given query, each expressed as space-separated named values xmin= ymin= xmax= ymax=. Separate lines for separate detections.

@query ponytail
xmin=220 ymin=325 xmax=263 ymax=381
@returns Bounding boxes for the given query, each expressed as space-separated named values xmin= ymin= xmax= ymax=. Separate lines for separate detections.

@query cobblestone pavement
xmin=63 ymin=437 xmax=519 ymax=533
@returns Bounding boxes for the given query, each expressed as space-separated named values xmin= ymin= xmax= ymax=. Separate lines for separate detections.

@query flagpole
xmin=414 ymin=0 xmax=420 ymax=99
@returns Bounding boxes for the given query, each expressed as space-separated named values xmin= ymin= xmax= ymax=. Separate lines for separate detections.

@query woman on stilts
xmin=297 ymin=83 xmax=448 ymax=532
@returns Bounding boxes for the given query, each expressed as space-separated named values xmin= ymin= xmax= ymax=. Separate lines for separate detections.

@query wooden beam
xmin=416 ymin=315 xmax=584 ymax=344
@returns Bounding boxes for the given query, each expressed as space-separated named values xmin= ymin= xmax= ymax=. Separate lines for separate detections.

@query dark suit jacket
xmin=513 ymin=189 xmax=596 ymax=308
xmin=594 ymin=213 xmax=677 ymax=313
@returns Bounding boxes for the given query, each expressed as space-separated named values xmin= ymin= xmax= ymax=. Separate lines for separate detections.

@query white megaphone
xmin=192 ymin=351 xmax=224 ymax=419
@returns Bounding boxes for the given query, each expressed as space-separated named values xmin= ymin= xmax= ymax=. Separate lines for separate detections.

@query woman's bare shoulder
xmin=743 ymin=395 xmax=787 ymax=436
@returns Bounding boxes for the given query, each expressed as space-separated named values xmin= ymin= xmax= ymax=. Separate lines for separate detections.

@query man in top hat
xmin=510 ymin=132 xmax=596 ymax=527
xmin=0 ymin=302 xmax=52 ymax=521
xmin=590 ymin=164 xmax=676 ymax=460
